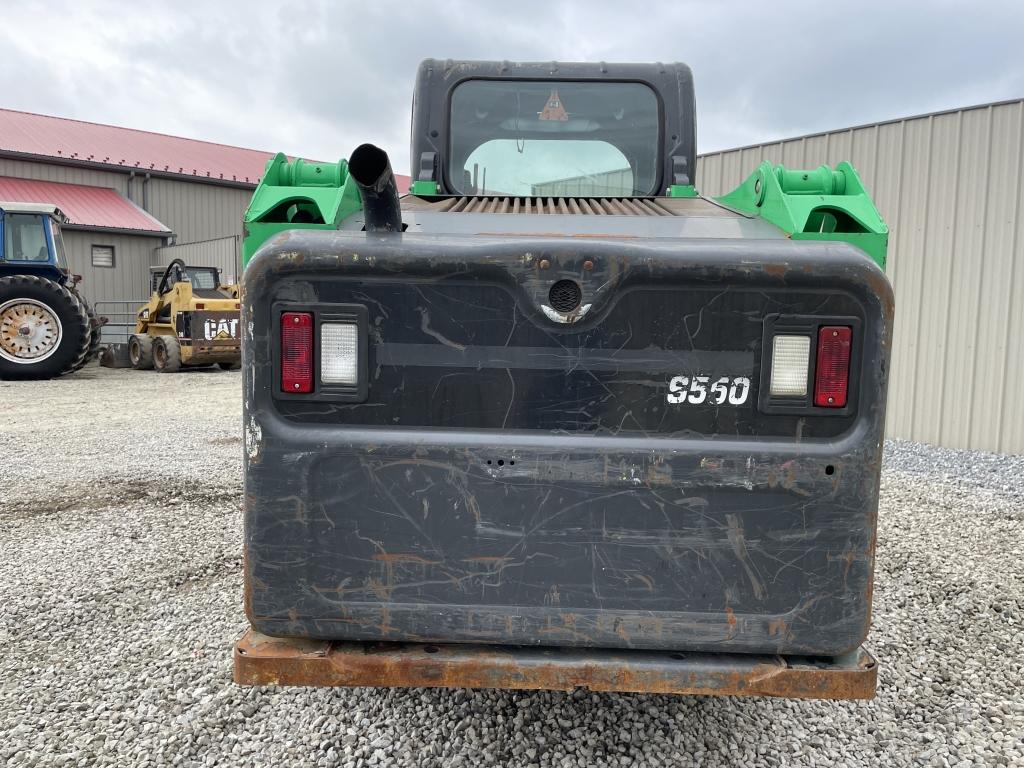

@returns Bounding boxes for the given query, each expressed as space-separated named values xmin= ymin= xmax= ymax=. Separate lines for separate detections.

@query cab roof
xmin=0 ymin=201 xmax=67 ymax=221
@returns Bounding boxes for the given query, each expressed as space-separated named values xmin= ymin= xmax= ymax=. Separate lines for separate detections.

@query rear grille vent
xmin=439 ymin=196 xmax=676 ymax=216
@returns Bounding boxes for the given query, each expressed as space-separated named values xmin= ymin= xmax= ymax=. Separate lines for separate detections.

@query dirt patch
xmin=209 ymin=437 xmax=242 ymax=446
xmin=0 ymin=478 xmax=242 ymax=523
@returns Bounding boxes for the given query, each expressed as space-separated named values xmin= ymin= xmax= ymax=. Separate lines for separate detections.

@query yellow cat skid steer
xmin=128 ymin=259 xmax=240 ymax=372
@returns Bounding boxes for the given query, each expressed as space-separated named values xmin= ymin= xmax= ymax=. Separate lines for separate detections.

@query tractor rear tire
xmin=0 ymin=275 xmax=91 ymax=380
xmin=70 ymin=294 xmax=102 ymax=372
xmin=153 ymin=336 xmax=182 ymax=373
xmin=129 ymin=334 xmax=154 ymax=369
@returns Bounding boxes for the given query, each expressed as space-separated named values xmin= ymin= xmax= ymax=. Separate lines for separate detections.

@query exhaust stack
xmin=348 ymin=144 xmax=403 ymax=233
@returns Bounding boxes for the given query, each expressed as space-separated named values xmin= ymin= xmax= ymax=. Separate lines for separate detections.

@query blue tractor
xmin=0 ymin=202 xmax=100 ymax=379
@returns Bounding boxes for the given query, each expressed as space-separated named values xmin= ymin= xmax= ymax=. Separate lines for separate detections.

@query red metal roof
xmin=0 ymin=108 xmax=279 ymax=185
xmin=0 ymin=177 xmax=171 ymax=235
xmin=0 ymin=108 xmax=410 ymax=190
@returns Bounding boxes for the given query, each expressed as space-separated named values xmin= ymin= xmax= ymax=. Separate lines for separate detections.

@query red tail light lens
xmin=281 ymin=312 xmax=313 ymax=393
xmin=814 ymin=326 xmax=852 ymax=407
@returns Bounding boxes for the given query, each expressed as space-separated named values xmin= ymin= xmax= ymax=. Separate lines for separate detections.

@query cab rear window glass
xmin=449 ymin=80 xmax=660 ymax=197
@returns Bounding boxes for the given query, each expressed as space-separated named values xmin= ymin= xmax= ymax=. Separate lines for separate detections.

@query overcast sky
xmin=2 ymin=0 xmax=1022 ymax=176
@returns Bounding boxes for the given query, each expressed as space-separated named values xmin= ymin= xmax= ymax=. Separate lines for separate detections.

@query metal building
xmin=0 ymin=108 xmax=272 ymax=301
xmin=698 ymin=99 xmax=1024 ymax=454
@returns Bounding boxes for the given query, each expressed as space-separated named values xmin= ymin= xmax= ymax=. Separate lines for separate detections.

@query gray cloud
xmin=1 ymin=0 xmax=1021 ymax=176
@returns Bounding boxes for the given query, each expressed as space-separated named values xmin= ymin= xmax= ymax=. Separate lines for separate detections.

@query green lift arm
xmin=716 ymin=161 xmax=888 ymax=269
xmin=242 ymin=153 xmax=362 ymax=268
xmin=244 ymin=155 xmax=887 ymax=271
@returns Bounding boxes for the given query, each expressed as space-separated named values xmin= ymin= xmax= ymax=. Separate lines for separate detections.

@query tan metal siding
xmin=974 ymin=104 xmax=1023 ymax=449
xmin=531 ymin=168 xmax=635 ymax=196
xmin=1001 ymin=126 xmax=1024 ymax=451
xmin=146 ymin=177 xmax=250 ymax=244
xmin=65 ymin=231 xmax=156 ymax=303
xmin=915 ymin=113 xmax=959 ymax=447
xmin=697 ymin=99 xmax=1024 ymax=454
xmin=0 ymin=156 xmax=130 ymax=192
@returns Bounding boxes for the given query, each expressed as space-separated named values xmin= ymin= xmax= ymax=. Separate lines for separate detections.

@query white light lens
xmin=770 ymin=335 xmax=811 ymax=396
xmin=321 ymin=323 xmax=358 ymax=385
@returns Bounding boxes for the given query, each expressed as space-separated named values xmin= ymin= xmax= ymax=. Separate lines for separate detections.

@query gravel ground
xmin=1 ymin=364 xmax=1021 ymax=767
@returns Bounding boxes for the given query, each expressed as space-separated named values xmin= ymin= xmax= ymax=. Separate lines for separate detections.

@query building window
xmin=92 ymin=245 xmax=115 ymax=268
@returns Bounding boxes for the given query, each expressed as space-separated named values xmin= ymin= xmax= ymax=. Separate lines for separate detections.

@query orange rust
xmin=725 ymin=607 xmax=737 ymax=628
xmin=364 ymin=577 xmax=392 ymax=601
xmin=645 ymin=460 xmax=672 ymax=487
xmin=632 ymin=616 xmax=665 ymax=638
xmin=613 ymin=618 xmax=631 ymax=645
xmin=767 ymin=618 xmax=788 ymax=638
xmin=234 ymin=630 xmax=877 ymax=700
xmin=842 ymin=550 xmax=856 ymax=582
xmin=378 ymin=606 xmax=395 ymax=637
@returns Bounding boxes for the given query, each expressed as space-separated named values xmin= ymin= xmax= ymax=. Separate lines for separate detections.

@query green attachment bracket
xmin=410 ymin=180 xmax=442 ymax=196
xmin=716 ymin=162 xmax=889 ymax=269
xmin=667 ymin=184 xmax=698 ymax=198
xmin=242 ymin=153 xmax=363 ymax=268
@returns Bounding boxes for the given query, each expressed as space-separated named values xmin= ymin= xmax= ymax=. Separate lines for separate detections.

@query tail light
xmin=814 ymin=326 xmax=852 ymax=407
xmin=280 ymin=312 xmax=313 ymax=393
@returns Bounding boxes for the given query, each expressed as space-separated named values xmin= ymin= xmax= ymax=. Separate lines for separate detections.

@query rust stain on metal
xmin=364 ymin=577 xmax=392 ymax=601
xmin=234 ymin=630 xmax=877 ymax=700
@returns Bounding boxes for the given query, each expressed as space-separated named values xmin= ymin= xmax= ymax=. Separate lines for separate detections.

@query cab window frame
xmin=445 ymin=78 xmax=664 ymax=198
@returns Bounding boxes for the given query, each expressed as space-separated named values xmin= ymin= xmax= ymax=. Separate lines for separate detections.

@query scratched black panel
xmin=273 ymin=282 xmax=863 ymax=437
xmin=243 ymin=232 xmax=893 ymax=656
xmin=303 ymin=451 xmax=866 ymax=617
xmin=244 ymin=441 xmax=880 ymax=655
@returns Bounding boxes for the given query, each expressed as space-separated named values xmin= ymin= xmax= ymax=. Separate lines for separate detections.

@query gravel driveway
xmin=1 ymin=365 xmax=1021 ymax=767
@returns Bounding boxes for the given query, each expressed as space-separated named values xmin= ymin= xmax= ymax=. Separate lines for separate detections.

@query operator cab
xmin=410 ymin=60 xmax=696 ymax=197
xmin=150 ymin=264 xmax=221 ymax=295
xmin=0 ymin=202 xmax=70 ymax=280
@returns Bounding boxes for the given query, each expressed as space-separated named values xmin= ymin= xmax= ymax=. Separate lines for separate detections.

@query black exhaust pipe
xmin=348 ymin=143 xmax=403 ymax=233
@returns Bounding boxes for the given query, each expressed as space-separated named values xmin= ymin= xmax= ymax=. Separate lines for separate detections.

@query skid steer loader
xmin=127 ymin=258 xmax=240 ymax=372
xmin=235 ymin=60 xmax=893 ymax=700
